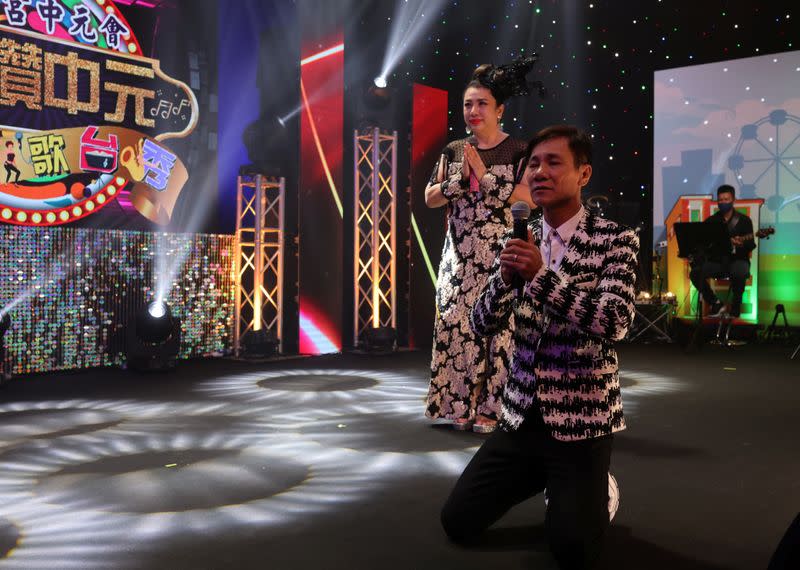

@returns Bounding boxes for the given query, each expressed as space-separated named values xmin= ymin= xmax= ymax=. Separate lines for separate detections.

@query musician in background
xmin=689 ymin=184 xmax=755 ymax=318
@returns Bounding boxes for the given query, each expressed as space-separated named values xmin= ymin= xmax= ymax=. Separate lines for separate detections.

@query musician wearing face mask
xmin=689 ymin=184 xmax=756 ymax=318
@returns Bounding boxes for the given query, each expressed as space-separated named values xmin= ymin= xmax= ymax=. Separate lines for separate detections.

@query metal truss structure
xmin=235 ymin=174 xmax=285 ymax=356
xmin=353 ymin=128 xmax=397 ymax=346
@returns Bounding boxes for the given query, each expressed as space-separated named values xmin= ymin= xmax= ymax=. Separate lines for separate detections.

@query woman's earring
xmin=465 ymin=126 xmax=472 ymax=135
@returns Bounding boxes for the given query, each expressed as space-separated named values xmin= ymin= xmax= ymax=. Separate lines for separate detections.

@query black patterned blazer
xmin=471 ymin=209 xmax=640 ymax=441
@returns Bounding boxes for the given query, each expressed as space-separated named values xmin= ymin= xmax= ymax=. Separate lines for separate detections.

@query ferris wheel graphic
xmin=727 ymin=109 xmax=800 ymax=224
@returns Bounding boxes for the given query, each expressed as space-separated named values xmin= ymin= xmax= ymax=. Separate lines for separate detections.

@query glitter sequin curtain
xmin=0 ymin=226 xmax=235 ymax=375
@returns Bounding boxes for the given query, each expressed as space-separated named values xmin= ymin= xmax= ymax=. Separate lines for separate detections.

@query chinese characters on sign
xmin=2 ymin=0 xmax=130 ymax=48
xmin=141 ymin=139 xmax=176 ymax=191
xmin=68 ymin=6 xmax=98 ymax=44
xmin=1 ymin=37 xmax=157 ymax=125
xmin=0 ymin=36 xmax=42 ymax=110
xmin=80 ymin=127 xmax=119 ymax=174
xmin=2 ymin=0 xmax=32 ymax=27
xmin=28 ymin=133 xmax=69 ymax=177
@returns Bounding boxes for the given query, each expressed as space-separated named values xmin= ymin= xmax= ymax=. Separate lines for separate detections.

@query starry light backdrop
xmin=2 ymin=1 xmax=797 ymax=369
xmin=359 ymin=0 xmax=799 ymax=291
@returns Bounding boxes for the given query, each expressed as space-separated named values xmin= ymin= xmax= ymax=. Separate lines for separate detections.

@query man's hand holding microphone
xmin=500 ymin=201 xmax=543 ymax=290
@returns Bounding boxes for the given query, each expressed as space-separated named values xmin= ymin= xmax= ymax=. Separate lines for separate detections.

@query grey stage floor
xmin=0 ymin=342 xmax=798 ymax=569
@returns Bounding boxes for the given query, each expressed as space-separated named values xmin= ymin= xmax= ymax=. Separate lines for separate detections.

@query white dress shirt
xmin=541 ymin=206 xmax=584 ymax=271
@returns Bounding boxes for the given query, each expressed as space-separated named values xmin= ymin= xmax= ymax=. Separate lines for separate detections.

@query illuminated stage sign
xmin=0 ymin=0 xmax=198 ymax=226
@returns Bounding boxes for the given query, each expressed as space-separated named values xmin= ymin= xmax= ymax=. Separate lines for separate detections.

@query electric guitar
xmin=687 ymin=227 xmax=775 ymax=265
xmin=733 ymin=226 xmax=775 ymax=244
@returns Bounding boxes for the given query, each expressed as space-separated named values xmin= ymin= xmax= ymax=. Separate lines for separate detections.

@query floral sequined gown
xmin=425 ymin=136 xmax=528 ymax=421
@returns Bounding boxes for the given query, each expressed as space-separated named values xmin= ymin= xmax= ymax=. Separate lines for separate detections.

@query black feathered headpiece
xmin=471 ymin=54 xmax=546 ymax=103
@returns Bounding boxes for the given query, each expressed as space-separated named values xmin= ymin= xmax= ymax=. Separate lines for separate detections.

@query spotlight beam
xmin=379 ymin=0 xmax=447 ymax=81
xmin=300 ymin=43 xmax=344 ymax=67
xmin=280 ymin=71 xmax=347 ymax=126
xmin=1 ymin=243 xmax=77 ymax=316
xmin=154 ymin=233 xmax=193 ymax=305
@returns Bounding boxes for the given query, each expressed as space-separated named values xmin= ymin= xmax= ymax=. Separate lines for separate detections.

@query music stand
xmin=674 ymin=222 xmax=732 ymax=349
xmin=673 ymin=222 xmax=730 ymax=261
xmin=674 ymin=221 xmax=731 ymax=315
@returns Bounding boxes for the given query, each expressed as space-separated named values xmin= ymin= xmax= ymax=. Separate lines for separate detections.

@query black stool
xmin=707 ymin=277 xmax=749 ymax=348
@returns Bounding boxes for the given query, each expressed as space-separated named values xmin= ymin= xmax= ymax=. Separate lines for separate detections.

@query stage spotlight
xmin=373 ymin=76 xmax=387 ymax=89
xmin=241 ymin=115 xmax=290 ymax=177
xmin=0 ymin=310 xmax=11 ymax=383
xmin=359 ymin=326 xmax=397 ymax=355
xmin=126 ymin=301 xmax=181 ymax=372
xmin=358 ymin=82 xmax=394 ymax=131
xmin=137 ymin=301 xmax=175 ymax=344
xmin=148 ymin=300 xmax=167 ymax=319
xmin=364 ymin=83 xmax=392 ymax=110
xmin=241 ymin=328 xmax=280 ymax=359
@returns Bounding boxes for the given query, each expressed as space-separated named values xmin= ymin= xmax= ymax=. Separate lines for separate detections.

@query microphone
xmin=466 ymin=136 xmax=480 ymax=195
xmin=437 ymin=152 xmax=449 ymax=183
xmin=510 ymin=201 xmax=531 ymax=295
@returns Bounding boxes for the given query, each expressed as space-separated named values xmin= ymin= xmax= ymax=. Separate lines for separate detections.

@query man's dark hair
xmin=5 ymin=141 xmax=13 ymax=147
xmin=526 ymin=125 xmax=592 ymax=168
xmin=717 ymin=184 xmax=736 ymax=198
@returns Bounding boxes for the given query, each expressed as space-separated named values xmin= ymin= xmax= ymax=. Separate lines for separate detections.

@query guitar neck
xmin=739 ymin=228 xmax=774 ymax=241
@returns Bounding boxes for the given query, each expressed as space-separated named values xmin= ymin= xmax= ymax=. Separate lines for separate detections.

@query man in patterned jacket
xmin=441 ymin=125 xmax=639 ymax=569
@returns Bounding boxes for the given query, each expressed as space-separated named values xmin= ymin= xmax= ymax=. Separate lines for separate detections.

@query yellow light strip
xmin=300 ymin=79 xmax=344 ymax=218
xmin=411 ymin=213 xmax=437 ymax=288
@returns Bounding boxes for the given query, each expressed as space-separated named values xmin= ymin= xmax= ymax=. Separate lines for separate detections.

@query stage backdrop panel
xmin=298 ymin=20 xmax=344 ymax=354
xmin=409 ymin=83 xmax=448 ymax=350
xmin=0 ymin=226 xmax=235 ymax=375
xmin=654 ymin=51 xmax=800 ymax=324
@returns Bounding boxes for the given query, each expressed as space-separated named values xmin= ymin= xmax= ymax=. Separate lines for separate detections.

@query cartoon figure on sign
xmin=3 ymin=141 xmax=21 ymax=184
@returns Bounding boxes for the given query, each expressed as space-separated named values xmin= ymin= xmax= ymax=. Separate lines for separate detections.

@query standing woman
xmin=425 ymin=58 xmax=538 ymax=433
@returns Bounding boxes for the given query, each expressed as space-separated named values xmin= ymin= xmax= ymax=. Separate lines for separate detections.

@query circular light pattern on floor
xmin=196 ymin=368 xmax=430 ymax=417
xmin=0 ymin=430 xmax=380 ymax=568
xmin=196 ymin=368 xmax=481 ymax=475
xmin=36 ymin=448 xmax=311 ymax=514
xmin=0 ymin=400 xmax=289 ymax=444
xmin=257 ymin=373 xmax=380 ymax=392
xmin=0 ymin=406 xmax=127 ymax=446
xmin=0 ymin=363 xmax=685 ymax=566
xmin=618 ymin=369 xmax=685 ymax=414
xmin=298 ymin=412 xmax=478 ymax=454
